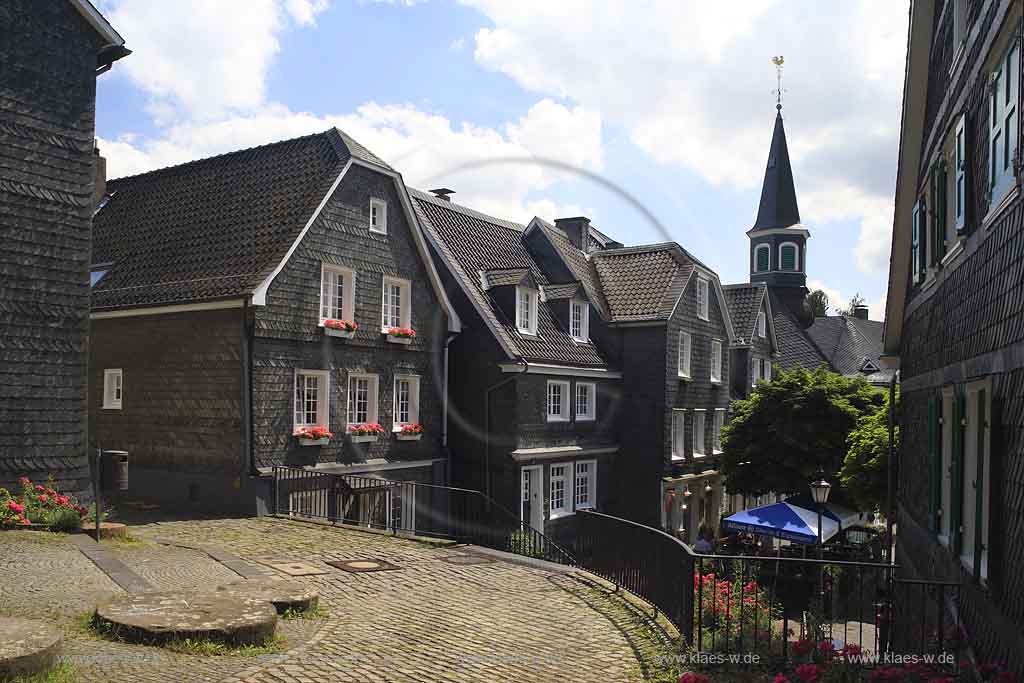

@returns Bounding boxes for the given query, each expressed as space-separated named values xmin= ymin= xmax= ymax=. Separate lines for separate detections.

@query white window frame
xmin=381 ymin=276 xmax=411 ymax=331
xmin=693 ymin=410 xmax=706 ymax=457
xmin=346 ymin=373 xmax=379 ymax=426
xmin=696 ymin=277 xmax=709 ymax=321
xmin=752 ymin=357 xmax=760 ymax=388
xmin=764 ymin=359 xmax=772 ymax=381
xmin=757 ymin=311 xmax=767 ymax=338
xmin=671 ymin=409 xmax=686 ymax=460
xmin=369 ymin=197 xmax=388 ymax=234
xmin=988 ymin=30 xmax=1019 ymax=208
xmin=754 ymin=244 xmax=770 ymax=273
xmin=575 ymin=382 xmax=596 ymax=421
xmin=710 ymin=340 xmax=723 ymax=384
xmin=102 ymin=368 xmax=123 ymax=410
xmin=549 ymin=464 xmax=569 ymax=518
xmin=951 ymin=0 xmax=968 ymax=65
xmin=319 ymin=264 xmax=356 ymax=324
xmin=678 ymin=331 xmax=692 ymax=379
xmin=954 ymin=114 xmax=967 ymax=234
xmin=574 ymin=460 xmax=597 ymax=511
xmin=546 ymin=380 xmax=570 ymax=422
xmin=569 ymin=299 xmax=589 ymax=342
xmin=713 ymin=409 xmax=726 ymax=454
xmin=294 ymin=369 xmax=330 ymax=430
xmin=779 ymin=242 xmax=800 ymax=272
xmin=516 ymin=286 xmax=539 ymax=335
xmin=392 ymin=374 xmax=420 ymax=430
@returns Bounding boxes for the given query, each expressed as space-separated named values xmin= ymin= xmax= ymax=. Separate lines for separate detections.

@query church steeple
xmin=751 ymin=108 xmax=801 ymax=232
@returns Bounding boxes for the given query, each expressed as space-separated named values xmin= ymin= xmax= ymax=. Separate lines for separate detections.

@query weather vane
xmin=772 ymin=55 xmax=785 ymax=110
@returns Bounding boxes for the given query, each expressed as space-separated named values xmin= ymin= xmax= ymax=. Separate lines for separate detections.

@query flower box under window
xmin=385 ymin=327 xmax=415 ymax=345
xmin=294 ymin=425 xmax=333 ymax=446
xmin=323 ymin=319 xmax=357 ymax=339
xmin=348 ymin=423 xmax=385 ymax=443
xmin=396 ymin=423 xmax=423 ymax=441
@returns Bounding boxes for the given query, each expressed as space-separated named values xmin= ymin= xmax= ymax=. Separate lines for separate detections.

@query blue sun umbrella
xmin=722 ymin=502 xmax=840 ymax=545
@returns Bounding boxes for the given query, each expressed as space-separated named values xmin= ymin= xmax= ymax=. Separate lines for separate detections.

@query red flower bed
xmin=294 ymin=425 xmax=333 ymax=440
xmin=323 ymin=319 xmax=357 ymax=332
xmin=0 ymin=476 xmax=89 ymax=530
xmin=348 ymin=423 xmax=386 ymax=436
xmin=386 ymin=327 xmax=416 ymax=338
xmin=399 ymin=423 xmax=423 ymax=435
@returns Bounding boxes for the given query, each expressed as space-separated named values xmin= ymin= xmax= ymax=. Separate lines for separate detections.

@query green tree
xmin=839 ymin=388 xmax=898 ymax=512
xmin=807 ymin=289 xmax=830 ymax=317
xmin=721 ymin=366 xmax=885 ymax=497
xmin=838 ymin=292 xmax=866 ymax=316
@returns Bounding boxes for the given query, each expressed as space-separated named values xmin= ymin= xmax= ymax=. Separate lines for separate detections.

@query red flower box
xmin=349 ymin=423 xmax=385 ymax=442
xmin=396 ymin=423 xmax=423 ymax=441
xmin=294 ymin=425 xmax=333 ymax=445
xmin=323 ymin=319 xmax=357 ymax=338
xmin=385 ymin=327 xmax=415 ymax=344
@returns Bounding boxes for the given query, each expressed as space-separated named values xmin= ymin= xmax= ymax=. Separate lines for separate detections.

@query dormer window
xmin=754 ymin=244 xmax=770 ymax=273
xmin=696 ymin=277 xmax=709 ymax=321
xmin=780 ymin=243 xmax=799 ymax=271
xmin=757 ymin=311 xmax=766 ymax=338
xmin=516 ymin=286 xmax=538 ymax=335
xmin=369 ymin=198 xmax=388 ymax=234
xmin=569 ymin=299 xmax=589 ymax=342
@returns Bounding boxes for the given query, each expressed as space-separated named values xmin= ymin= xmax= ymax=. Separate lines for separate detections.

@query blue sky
xmin=95 ymin=0 xmax=909 ymax=319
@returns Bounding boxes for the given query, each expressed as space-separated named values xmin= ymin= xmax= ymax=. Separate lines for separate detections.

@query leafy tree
xmin=721 ymin=366 xmax=885 ymax=498
xmin=838 ymin=293 xmax=866 ymax=316
xmin=807 ymin=290 xmax=830 ymax=317
xmin=839 ymin=387 xmax=898 ymax=512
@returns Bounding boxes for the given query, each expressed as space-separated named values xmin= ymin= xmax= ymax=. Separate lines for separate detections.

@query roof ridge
xmin=409 ymin=187 xmax=526 ymax=232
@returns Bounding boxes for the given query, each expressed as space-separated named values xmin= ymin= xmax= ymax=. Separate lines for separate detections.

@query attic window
xmin=369 ymin=198 xmax=388 ymax=234
xmin=696 ymin=277 xmax=709 ymax=321
xmin=757 ymin=311 xmax=766 ymax=338
xmin=570 ymin=299 xmax=589 ymax=342
xmin=861 ymin=359 xmax=880 ymax=374
xmin=90 ymin=269 xmax=108 ymax=288
xmin=516 ymin=286 xmax=538 ymax=335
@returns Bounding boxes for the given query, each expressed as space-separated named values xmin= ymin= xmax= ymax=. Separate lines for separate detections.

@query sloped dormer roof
xmin=723 ymin=282 xmax=777 ymax=351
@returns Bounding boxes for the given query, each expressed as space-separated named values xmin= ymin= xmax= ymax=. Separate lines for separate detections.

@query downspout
xmin=442 ymin=332 xmax=458 ymax=448
xmin=483 ymin=358 xmax=528 ymax=499
xmin=242 ymin=298 xmax=257 ymax=476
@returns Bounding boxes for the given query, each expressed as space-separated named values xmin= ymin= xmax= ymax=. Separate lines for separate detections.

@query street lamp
xmin=809 ymin=472 xmax=832 ymax=641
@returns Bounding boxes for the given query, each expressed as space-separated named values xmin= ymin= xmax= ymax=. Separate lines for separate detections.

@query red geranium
xmin=294 ymin=425 xmax=334 ymax=440
xmin=323 ymin=319 xmax=357 ymax=332
xmin=386 ymin=327 xmax=416 ymax=339
xmin=792 ymin=639 xmax=814 ymax=657
xmin=399 ymin=423 xmax=423 ymax=435
xmin=348 ymin=423 xmax=386 ymax=436
xmin=794 ymin=663 xmax=822 ymax=682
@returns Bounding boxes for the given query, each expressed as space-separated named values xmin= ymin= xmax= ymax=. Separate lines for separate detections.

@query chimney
xmin=853 ymin=305 xmax=869 ymax=320
xmin=93 ymin=145 xmax=107 ymax=209
xmin=554 ymin=216 xmax=591 ymax=253
xmin=430 ymin=188 xmax=455 ymax=202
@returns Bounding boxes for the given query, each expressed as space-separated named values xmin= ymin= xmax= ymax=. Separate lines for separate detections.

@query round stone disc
xmin=94 ymin=591 xmax=277 ymax=646
xmin=0 ymin=617 xmax=61 ymax=678
xmin=215 ymin=578 xmax=319 ymax=614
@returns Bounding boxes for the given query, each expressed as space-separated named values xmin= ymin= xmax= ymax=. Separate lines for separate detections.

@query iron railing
xmin=271 ymin=466 xmax=574 ymax=565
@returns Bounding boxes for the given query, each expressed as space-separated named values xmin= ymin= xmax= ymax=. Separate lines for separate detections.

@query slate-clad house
xmin=723 ymin=282 xmax=779 ymax=398
xmin=415 ymin=189 xmax=735 ymax=544
xmin=884 ymin=0 xmax=1023 ymax=669
xmin=90 ymin=129 xmax=459 ymax=512
xmin=0 ymin=0 xmax=127 ymax=495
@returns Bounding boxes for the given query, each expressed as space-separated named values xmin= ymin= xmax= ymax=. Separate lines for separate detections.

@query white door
xmin=521 ymin=466 xmax=543 ymax=533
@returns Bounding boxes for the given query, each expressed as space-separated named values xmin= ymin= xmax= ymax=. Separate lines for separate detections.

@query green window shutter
xmin=935 ymin=165 xmax=947 ymax=261
xmin=756 ymin=246 xmax=769 ymax=272
xmin=951 ymin=390 xmax=965 ymax=554
xmin=974 ymin=388 xmax=986 ymax=580
xmin=781 ymin=245 xmax=796 ymax=271
xmin=927 ymin=396 xmax=938 ymax=531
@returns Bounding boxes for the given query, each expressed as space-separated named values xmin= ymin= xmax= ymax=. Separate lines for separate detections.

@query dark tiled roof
xmin=481 ymin=268 xmax=532 ymax=289
xmin=411 ymin=189 xmax=608 ymax=367
xmin=532 ymin=219 xmax=610 ymax=317
xmin=768 ymin=290 xmax=829 ymax=371
xmin=91 ymin=128 xmax=383 ymax=309
xmin=723 ymin=283 xmax=767 ymax=341
xmin=591 ymin=246 xmax=693 ymax=322
xmin=752 ymin=111 xmax=801 ymax=232
xmin=806 ymin=315 xmax=892 ymax=382
xmin=543 ymin=282 xmax=584 ymax=300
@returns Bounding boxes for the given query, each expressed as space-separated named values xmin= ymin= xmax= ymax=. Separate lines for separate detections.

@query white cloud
xmin=465 ymin=0 xmax=908 ymax=273
xmin=808 ymin=279 xmax=884 ymax=320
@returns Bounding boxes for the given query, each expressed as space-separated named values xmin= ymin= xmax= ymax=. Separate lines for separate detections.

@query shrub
xmin=1 ymin=476 xmax=89 ymax=530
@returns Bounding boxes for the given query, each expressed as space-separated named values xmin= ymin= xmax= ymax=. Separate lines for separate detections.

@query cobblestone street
xmin=0 ymin=517 xmax=664 ymax=682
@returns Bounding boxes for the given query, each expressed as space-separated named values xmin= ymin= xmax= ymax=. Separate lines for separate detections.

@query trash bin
xmin=101 ymin=450 xmax=129 ymax=492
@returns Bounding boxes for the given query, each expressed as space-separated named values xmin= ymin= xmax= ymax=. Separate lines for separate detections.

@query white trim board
xmin=91 ymin=299 xmax=245 ymax=319
xmin=510 ymin=445 xmax=619 ymax=463
xmin=69 ymin=0 xmax=125 ymax=47
xmin=497 ymin=361 xmax=623 ymax=379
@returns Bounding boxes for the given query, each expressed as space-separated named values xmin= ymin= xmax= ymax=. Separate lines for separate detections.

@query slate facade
xmin=884 ymin=0 xmax=1024 ymax=670
xmin=0 ymin=0 xmax=126 ymax=495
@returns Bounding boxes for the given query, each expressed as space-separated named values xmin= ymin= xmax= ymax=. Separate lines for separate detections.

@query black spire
xmin=751 ymin=108 xmax=801 ymax=232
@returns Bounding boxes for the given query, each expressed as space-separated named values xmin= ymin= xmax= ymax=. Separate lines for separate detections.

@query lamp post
xmin=809 ymin=472 xmax=832 ymax=640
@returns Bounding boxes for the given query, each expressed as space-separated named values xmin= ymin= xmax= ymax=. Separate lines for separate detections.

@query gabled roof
xmin=805 ymin=315 xmax=893 ymax=382
xmin=723 ymin=282 xmax=778 ymax=351
xmin=411 ymin=189 xmax=608 ymax=367
xmin=767 ymin=290 xmax=829 ymax=371
xmin=526 ymin=218 xmax=610 ymax=317
xmin=480 ymin=268 xmax=533 ymax=290
xmin=69 ymin=0 xmax=130 ymax=67
xmin=542 ymin=282 xmax=585 ymax=300
xmin=751 ymin=108 xmax=802 ymax=232
xmin=591 ymin=246 xmax=692 ymax=322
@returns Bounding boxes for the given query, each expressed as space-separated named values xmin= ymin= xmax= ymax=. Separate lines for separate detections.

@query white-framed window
xmin=546 ymin=380 xmax=570 ymax=422
xmin=381 ymin=276 xmax=411 ymax=330
xmin=710 ymin=340 xmax=722 ymax=384
xmin=671 ymin=410 xmax=686 ymax=460
xmin=696 ymin=277 xmax=709 ymax=320
xmin=294 ymin=369 xmax=330 ymax=429
xmin=693 ymin=410 xmax=706 ymax=457
xmin=779 ymin=242 xmax=800 ymax=271
xmin=757 ymin=311 xmax=766 ymax=338
xmin=393 ymin=374 xmax=420 ymax=428
xmin=988 ymin=30 xmax=1019 ymax=207
xmin=754 ymin=244 xmax=770 ymax=273
xmin=574 ymin=460 xmax=596 ymax=510
xmin=320 ymin=264 xmax=355 ymax=323
xmin=516 ymin=286 xmax=539 ymax=335
xmin=954 ymin=114 xmax=967 ymax=234
xmin=550 ymin=464 xmax=569 ymax=518
xmin=102 ymin=369 xmax=123 ymax=410
xmin=570 ymin=299 xmax=589 ymax=342
xmin=575 ymin=382 xmax=595 ymax=421
xmin=678 ymin=332 xmax=692 ymax=378
xmin=347 ymin=373 xmax=379 ymax=425
xmin=713 ymin=409 xmax=726 ymax=454
xmin=752 ymin=357 xmax=760 ymax=388
xmin=764 ymin=359 xmax=772 ymax=381
xmin=369 ymin=198 xmax=388 ymax=234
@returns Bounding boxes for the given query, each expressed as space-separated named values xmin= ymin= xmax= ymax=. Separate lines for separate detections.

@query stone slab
xmin=94 ymin=591 xmax=278 ymax=646
xmin=215 ymin=578 xmax=319 ymax=614
xmin=0 ymin=617 xmax=62 ymax=678
xmin=83 ymin=522 xmax=128 ymax=540
xmin=69 ymin=534 xmax=154 ymax=593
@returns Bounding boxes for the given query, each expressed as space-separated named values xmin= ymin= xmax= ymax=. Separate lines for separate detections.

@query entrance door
xmin=521 ymin=466 xmax=544 ymax=533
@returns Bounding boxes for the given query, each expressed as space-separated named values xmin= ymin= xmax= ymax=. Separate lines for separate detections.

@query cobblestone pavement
xmin=1 ymin=518 xmax=665 ymax=682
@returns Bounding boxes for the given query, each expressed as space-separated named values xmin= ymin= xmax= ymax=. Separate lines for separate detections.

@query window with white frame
xmin=713 ymin=409 xmax=725 ymax=454
xmin=989 ymin=28 xmax=1019 ymax=207
xmin=693 ymin=411 xmax=706 ymax=457
xmin=575 ymin=382 xmax=595 ymax=421
xmin=696 ymin=277 xmax=709 ymax=320
xmin=754 ymin=244 xmax=770 ymax=273
xmin=954 ymin=114 xmax=968 ymax=234
xmin=951 ymin=0 xmax=968 ymax=56
xmin=780 ymin=243 xmax=799 ymax=271
xmin=710 ymin=340 xmax=722 ymax=384
xmin=764 ymin=359 xmax=772 ymax=381
xmin=574 ymin=460 xmax=596 ymax=510
xmin=550 ymin=464 xmax=568 ymax=517
xmin=102 ymin=369 xmax=123 ymax=409
xmin=347 ymin=374 xmax=379 ymax=425
xmin=369 ymin=198 xmax=388 ymax=234
xmin=294 ymin=370 xmax=330 ymax=429
xmin=752 ymin=358 xmax=760 ymax=388
xmin=570 ymin=299 xmax=589 ymax=342
xmin=393 ymin=375 xmax=420 ymax=428
xmin=757 ymin=311 xmax=766 ymax=338
xmin=678 ymin=332 xmax=692 ymax=378
xmin=320 ymin=265 xmax=355 ymax=323
xmin=381 ymin=276 xmax=411 ymax=330
xmin=546 ymin=380 xmax=570 ymax=422
xmin=671 ymin=410 xmax=686 ymax=460
xmin=516 ymin=286 xmax=539 ymax=335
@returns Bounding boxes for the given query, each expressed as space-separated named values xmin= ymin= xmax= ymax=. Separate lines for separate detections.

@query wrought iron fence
xmin=271 ymin=466 xmax=574 ymax=565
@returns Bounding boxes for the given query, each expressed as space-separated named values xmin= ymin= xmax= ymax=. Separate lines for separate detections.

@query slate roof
xmin=591 ymin=246 xmax=694 ymax=322
xmin=806 ymin=315 xmax=893 ymax=383
xmin=91 ymin=128 xmax=375 ymax=310
xmin=768 ymin=290 xmax=829 ymax=371
xmin=751 ymin=109 xmax=802 ymax=232
xmin=723 ymin=283 xmax=768 ymax=341
xmin=542 ymin=282 xmax=584 ymax=300
xmin=530 ymin=219 xmax=610 ymax=317
xmin=411 ymin=189 xmax=609 ymax=367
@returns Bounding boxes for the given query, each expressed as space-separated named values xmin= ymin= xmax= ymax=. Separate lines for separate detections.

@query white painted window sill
xmin=575 ymin=416 xmax=595 ymax=422
xmin=983 ymin=185 xmax=1020 ymax=230
xmin=710 ymin=379 xmax=722 ymax=386
xmin=546 ymin=417 xmax=570 ymax=423
xmin=940 ymin=240 xmax=964 ymax=268
xmin=678 ymin=374 xmax=692 ymax=382
xmin=549 ymin=510 xmax=573 ymax=520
